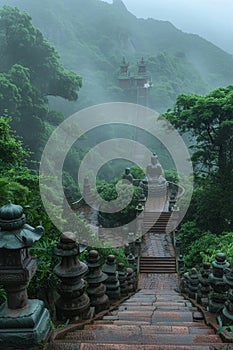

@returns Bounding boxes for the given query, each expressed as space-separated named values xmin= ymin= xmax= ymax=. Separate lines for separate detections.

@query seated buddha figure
xmin=146 ymin=154 xmax=166 ymax=185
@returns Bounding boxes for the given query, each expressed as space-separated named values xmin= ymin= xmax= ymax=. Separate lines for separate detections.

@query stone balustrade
xmin=178 ymin=252 xmax=233 ymax=328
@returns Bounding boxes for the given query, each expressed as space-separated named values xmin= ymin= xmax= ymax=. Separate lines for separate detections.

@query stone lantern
xmin=0 ymin=202 xmax=50 ymax=348
xmin=53 ymin=232 xmax=92 ymax=321
xmin=208 ymin=253 xmax=230 ymax=313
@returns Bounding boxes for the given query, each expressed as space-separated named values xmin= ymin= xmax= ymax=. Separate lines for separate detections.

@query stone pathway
xmin=138 ymin=273 xmax=179 ymax=290
xmin=141 ymin=232 xmax=174 ymax=257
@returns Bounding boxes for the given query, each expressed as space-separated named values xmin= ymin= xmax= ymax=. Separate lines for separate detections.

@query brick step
xmin=49 ymin=286 xmax=230 ymax=350
xmin=85 ymin=324 xmax=215 ymax=334
xmin=49 ymin=343 xmax=228 ymax=350
xmin=144 ymin=212 xmax=172 ymax=217
xmin=140 ymin=269 xmax=177 ymax=274
xmin=143 ymin=212 xmax=172 ymax=234
xmin=61 ymin=330 xmax=221 ymax=344
xmin=139 ymin=256 xmax=176 ymax=260
xmin=143 ymin=227 xmax=172 ymax=234
xmin=110 ymin=320 xmax=206 ymax=326
xmin=118 ymin=302 xmax=192 ymax=309
xmin=140 ymin=257 xmax=177 ymax=273
xmin=143 ymin=227 xmax=173 ymax=234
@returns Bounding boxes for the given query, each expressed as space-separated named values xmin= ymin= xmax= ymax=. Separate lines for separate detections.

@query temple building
xmin=118 ymin=57 xmax=153 ymax=106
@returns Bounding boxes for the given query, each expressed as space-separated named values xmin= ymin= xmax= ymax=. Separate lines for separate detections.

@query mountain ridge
xmin=0 ymin=0 xmax=232 ymax=111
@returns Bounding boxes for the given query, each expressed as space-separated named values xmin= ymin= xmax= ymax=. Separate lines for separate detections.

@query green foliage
xmin=29 ymin=236 xmax=58 ymax=295
xmin=163 ymin=86 xmax=233 ymax=177
xmin=186 ymin=179 xmax=233 ymax=234
xmin=97 ymin=180 xmax=141 ymax=227
xmin=216 ymin=325 xmax=233 ymax=338
xmin=96 ymin=247 xmax=133 ymax=268
xmin=164 ymin=169 xmax=178 ymax=184
xmin=0 ymin=287 xmax=6 ymax=304
xmin=0 ymin=115 xmax=27 ymax=170
xmin=0 ymin=115 xmax=35 ymax=209
xmin=130 ymin=165 xmax=145 ymax=180
xmin=147 ymin=53 xmax=207 ymax=111
xmin=2 ymin=0 xmax=233 ymax=113
xmin=163 ymin=86 xmax=233 ymax=234
xmin=178 ymin=221 xmax=233 ymax=269
xmin=0 ymin=5 xmax=82 ymax=155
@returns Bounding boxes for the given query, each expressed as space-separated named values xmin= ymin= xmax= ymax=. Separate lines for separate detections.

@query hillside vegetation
xmin=0 ymin=0 xmax=233 ymax=112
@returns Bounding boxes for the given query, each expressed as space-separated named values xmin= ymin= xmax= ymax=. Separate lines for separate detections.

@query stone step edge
xmin=181 ymin=293 xmax=233 ymax=344
xmin=49 ymin=292 xmax=137 ymax=342
xmin=54 ymin=336 xmax=221 ymax=345
xmin=48 ymin=343 xmax=233 ymax=350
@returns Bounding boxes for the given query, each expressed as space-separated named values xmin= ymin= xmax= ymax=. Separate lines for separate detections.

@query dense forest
xmin=0 ymin=0 xmax=233 ymax=303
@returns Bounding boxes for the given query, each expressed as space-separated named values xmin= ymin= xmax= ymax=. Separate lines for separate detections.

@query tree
xmin=162 ymin=86 xmax=233 ymax=177
xmin=0 ymin=114 xmax=27 ymax=171
xmin=162 ymin=86 xmax=233 ymax=233
xmin=0 ymin=6 xmax=82 ymax=156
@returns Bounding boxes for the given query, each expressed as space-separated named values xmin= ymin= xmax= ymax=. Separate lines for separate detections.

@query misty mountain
xmin=0 ymin=0 xmax=233 ymax=112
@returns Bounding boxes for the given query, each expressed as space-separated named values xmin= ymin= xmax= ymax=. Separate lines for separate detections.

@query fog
xmin=104 ymin=0 xmax=233 ymax=54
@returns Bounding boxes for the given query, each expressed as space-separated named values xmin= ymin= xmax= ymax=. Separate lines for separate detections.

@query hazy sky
xmin=103 ymin=0 xmax=233 ymax=54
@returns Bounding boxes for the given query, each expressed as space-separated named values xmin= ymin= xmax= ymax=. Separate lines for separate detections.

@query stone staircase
xmin=143 ymin=212 xmax=172 ymax=234
xmin=49 ymin=288 xmax=228 ymax=350
xmin=48 ymin=207 xmax=232 ymax=350
xmin=140 ymin=256 xmax=177 ymax=273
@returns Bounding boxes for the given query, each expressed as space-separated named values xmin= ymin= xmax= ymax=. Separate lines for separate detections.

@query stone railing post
xmin=53 ymin=232 xmax=92 ymax=321
xmin=135 ymin=203 xmax=144 ymax=237
xmin=128 ymin=232 xmax=135 ymax=255
xmin=221 ymin=268 xmax=233 ymax=325
xmin=188 ymin=268 xmax=199 ymax=300
xmin=85 ymin=250 xmax=109 ymax=314
xmin=180 ymin=272 xmax=189 ymax=294
xmin=0 ymin=202 xmax=50 ymax=348
xmin=177 ymin=254 xmax=185 ymax=276
xmin=208 ymin=253 xmax=230 ymax=313
xmin=117 ymin=262 xmax=128 ymax=297
xmin=197 ymin=262 xmax=211 ymax=307
xmin=126 ymin=267 xmax=137 ymax=292
xmin=102 ymin=255 xmax=121 ymax=302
